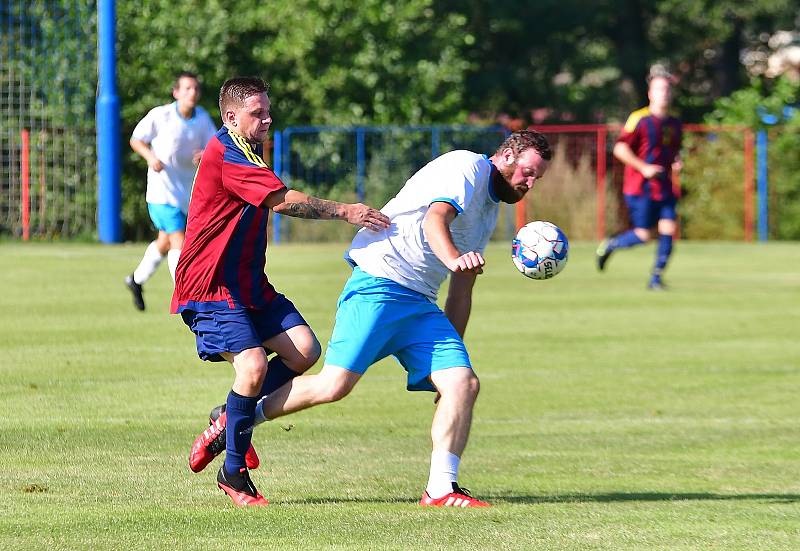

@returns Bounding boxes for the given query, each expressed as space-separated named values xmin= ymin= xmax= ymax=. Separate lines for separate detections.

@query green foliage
xmin=679 ymin=132 xmax=748 ymax=240
xmin=705 ymin=76 xmax=800 ymax=239
xmin=113 ymin=0 xmax=472 ymax=239
xmin=767 ymin=117 xmax=800 ymax=239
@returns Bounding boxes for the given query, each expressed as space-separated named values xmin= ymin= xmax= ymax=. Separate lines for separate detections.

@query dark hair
xmin=173 ymin=71 xmax=199 ymax=90
xmin=219 ymin=76 xmax=270 ymax=114
xmin=496 ymin=130 xmax=552 ymax=161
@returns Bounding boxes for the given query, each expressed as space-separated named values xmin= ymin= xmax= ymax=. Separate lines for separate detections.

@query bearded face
xmin=492 ymin=149 xmax=550 ymax=204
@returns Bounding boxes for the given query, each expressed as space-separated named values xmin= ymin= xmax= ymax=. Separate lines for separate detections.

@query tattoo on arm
xmin=281 ymin=196 xmax=341 ymax=220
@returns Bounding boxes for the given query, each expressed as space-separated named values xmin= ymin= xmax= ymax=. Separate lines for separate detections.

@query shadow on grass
xmin=281 ymin=492 xmax=800 ymax=505
xmin=493 ymin=492 xmax=800 ymax=505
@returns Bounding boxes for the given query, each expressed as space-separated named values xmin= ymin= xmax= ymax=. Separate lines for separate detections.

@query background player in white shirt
xmin=190 ymin=130 xmax=553 ymax=507
xmin=125 ymin=72 xmax=217 ymax=310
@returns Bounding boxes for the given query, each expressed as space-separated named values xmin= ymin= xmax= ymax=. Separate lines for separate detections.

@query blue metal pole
xmin=431 ymin=126 xmax=440 ymax=159
xmin=272 ymin=130 xmax=282 ymax=244
xmin=355 ymin=128 xmax=366 ymax=201
xmin=96 ymin=0 xmax=121 ymax=243
xmin=756 ymin=129 xmax=769 ymax=242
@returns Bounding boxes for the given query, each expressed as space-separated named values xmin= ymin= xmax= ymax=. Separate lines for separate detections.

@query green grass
xmin=1 ymin=240 xmax=799 ymax=550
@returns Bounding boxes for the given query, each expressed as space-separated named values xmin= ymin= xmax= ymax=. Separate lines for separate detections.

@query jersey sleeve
xmin=427 ymin=156 xmax=480 ymax=214
xmin=617 ymin=110 xmax=644 ymax=148
xmin=131 ymin=108 xmax=158 ymax=143
xmin=222 ymin=135 xmax=285 ymax=207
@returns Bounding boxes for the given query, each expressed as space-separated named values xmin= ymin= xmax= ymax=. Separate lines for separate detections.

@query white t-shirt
xmin=131 ymin=102 xmax=217 ymax=213
xmin=346 ymin=150 xmax=500 ymax=300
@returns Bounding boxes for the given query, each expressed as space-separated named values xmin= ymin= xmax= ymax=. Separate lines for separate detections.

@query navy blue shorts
xmin=180 ymin=294 xmax=307 ymax=362
xmin=624 ymin=194 xmax=677 ymax=229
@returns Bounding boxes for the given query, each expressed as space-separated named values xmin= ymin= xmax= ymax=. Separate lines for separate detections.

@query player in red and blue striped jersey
xmin=172 ymin=77 xmax=389 ymax=506
xmin=596 ymin=69 xmax=683 ymax=290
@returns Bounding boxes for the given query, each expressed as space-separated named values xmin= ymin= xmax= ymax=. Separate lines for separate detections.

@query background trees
xmin=8 ymin=1 xmax=795 ymax=238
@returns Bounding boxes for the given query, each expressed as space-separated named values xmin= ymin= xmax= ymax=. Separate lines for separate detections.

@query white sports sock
xmin=133 ymin=241 xmax=164 ymax=285
xmin=253 ymin=398 xmax=269 ymax=426
xmin=425 ymin=450 xmax=460 ymax=498
xmin=167 ymin=248 xmax=181 ymax=282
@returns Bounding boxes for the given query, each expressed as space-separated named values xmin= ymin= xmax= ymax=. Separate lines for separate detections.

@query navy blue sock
xmin=654 ymin=234 xmax=673 ymax=271
xmin=610 ymin=229 xmax=645 ymax=250
xmin=258 ymin=356 xmax=300 ymax=398
xmin=223 ymin=390 xmax=257 ymax=474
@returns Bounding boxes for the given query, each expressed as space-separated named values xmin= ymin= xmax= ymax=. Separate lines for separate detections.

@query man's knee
xmin=315 ymin=367 xmax=359 ymax=404
xmin=295 ymin=338 xmax=322 ymax=371
xmin=436 ymin=368 xmax=480 ymax=402
xmin=459 ymin=372 xmax=480 ymax=402
xmin=233 ymin=350 xmax=269 ymax=391
xmin=633 ymin=228 xmax=651 ymax=242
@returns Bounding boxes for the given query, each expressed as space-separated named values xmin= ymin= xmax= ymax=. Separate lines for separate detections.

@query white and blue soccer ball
xmin=511 ymin=221 xmax=569 ymax=280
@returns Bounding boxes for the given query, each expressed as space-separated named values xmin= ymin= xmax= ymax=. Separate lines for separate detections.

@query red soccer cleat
xmin=209 ymin=405 xmax=260 ymax=470
xmin=419 ymin=484 xmax=491 ymax=508
xmin=217 ymin=466 xmax=268 ymax=507
xmin=188 ymin=411 xmax=260 ymax=473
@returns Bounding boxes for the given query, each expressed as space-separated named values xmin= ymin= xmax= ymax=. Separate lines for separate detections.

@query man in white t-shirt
xmin=189 ymin=130 xmax=553 ymax=507
xmin=125 ymin=71 xmax=217 ymax=311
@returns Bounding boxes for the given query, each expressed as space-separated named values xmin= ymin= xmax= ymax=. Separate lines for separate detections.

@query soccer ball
xmin=511 ymin=221 xmax=569 ymax=280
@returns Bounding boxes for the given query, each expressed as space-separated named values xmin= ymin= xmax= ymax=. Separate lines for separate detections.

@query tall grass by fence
xmin=274 ymin=124 xmax=758 ymax=244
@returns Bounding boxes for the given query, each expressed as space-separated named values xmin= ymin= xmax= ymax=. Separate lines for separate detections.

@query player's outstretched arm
xmin=265 ymin=189 xmax=390 ymax=231
xmin=444 ymin=270 xmax=478 ymax=338
xmin=423 ymin=202 xmax=485 ymax=274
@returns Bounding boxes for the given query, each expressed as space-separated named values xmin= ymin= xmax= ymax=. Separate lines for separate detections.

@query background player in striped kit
xmin=596 ymin=67 xmax=683 ymax=290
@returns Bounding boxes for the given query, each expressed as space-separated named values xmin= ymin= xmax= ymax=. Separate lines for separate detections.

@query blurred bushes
xmin=705 ymin=75 xmax=799 ymax=240
xmin=679 ymin=131 xmax=749 ymax=240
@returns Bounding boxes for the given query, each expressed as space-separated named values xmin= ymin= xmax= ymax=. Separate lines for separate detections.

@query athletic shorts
xmin=147 ymin=202 xmax=187 ymax=233
xmin=180 ymin=294 xmax=307 ymax=362
xmin=324 ymin=267 xmax=472 ymax=392
xmin=624 ymin=194 xmax=677 ymax=229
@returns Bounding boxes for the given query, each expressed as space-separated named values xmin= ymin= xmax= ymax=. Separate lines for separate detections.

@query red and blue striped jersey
xmin=617 ymin=107 xmax=682 ymax=200
xmin=171 ymin=126 xmax=286 ymax=313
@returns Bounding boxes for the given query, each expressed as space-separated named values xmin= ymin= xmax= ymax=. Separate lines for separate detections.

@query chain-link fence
xmin=0 ymin=1 xmax=97 ymax=239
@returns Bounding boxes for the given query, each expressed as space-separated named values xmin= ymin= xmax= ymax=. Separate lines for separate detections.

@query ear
xmin=502 ymin=147 xmax=515 ymax=166
xmin=222 ymin=109 xmax=236 ymax=126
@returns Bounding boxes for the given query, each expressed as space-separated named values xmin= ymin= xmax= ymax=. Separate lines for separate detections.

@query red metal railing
xmin=515 ymin=123 xmax=755 ymax=241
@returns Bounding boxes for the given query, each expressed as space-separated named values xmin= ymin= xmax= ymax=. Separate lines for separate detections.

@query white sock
xmin=425 ymin=450 xmax=460 ymax=498
xmin=253 ymin=398 xmax=269 ymax=426
xmin=133 ymin=241 xmax=164 ymax=285
xmin=167 ymin=248 xmax=181 ymax=282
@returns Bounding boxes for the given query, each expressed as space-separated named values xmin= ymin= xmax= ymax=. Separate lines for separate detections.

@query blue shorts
xmin=180 ymin=294 xmax=307 ymax=362
xmin=324 ymin=268 xmax=472 ymax=392
xmin=147 ymin=203 xmax=187 ymax=233
xmin=624 ymin=194 xmax=677 ymax=229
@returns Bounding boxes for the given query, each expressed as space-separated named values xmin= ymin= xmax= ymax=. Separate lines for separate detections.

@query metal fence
xmin=272 ymin=124 xmax=761 ymax=243
xmin=0 ymin=1 xmax=97 ymax=239
xmin=271 ymin=125 xmax=511 ymax=242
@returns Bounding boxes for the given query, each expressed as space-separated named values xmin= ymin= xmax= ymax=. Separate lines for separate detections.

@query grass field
xmin=1 ymin=240 xmax=799 ymax=550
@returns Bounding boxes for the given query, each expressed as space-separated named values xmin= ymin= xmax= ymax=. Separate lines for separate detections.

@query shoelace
xmin=207 ymin=430 xmax=226 ymax=454
xmin=452 ymin=485 xmax=473 ymax=498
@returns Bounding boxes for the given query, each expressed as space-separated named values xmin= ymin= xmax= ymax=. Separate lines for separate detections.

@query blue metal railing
xmin=270 ymin=125 xmax=507 ymax=243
